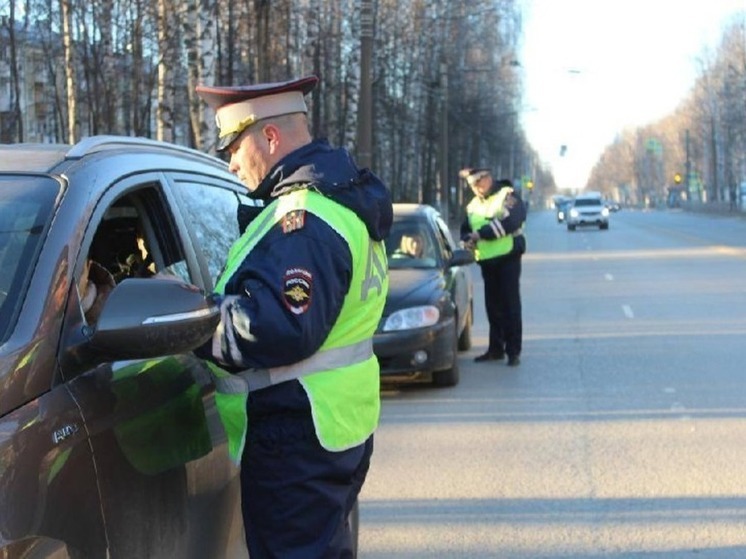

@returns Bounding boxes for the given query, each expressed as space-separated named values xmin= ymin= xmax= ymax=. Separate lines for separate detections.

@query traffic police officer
xmin=459 ymin=168 xmax=526 ymax=366
xmin=195 ymin=76 xmax=392 ymax=558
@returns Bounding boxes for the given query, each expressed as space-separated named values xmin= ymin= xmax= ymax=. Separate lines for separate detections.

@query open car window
xmin=78 ymin=185 xmax=190 ymax=326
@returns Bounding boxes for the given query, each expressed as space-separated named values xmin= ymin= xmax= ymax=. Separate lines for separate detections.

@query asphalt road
xmin=358 ymin=207 xmax=746 ymax=558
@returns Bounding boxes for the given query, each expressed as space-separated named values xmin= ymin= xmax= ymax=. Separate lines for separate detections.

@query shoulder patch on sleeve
xmin=283 ymin=268 xmax=312 ymax=315
xmin=281 ymin=209 xmax=306 ymax=233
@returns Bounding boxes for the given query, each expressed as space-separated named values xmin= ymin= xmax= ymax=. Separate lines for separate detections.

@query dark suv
xmin=0 ymin=136 xmax=260 ymax=558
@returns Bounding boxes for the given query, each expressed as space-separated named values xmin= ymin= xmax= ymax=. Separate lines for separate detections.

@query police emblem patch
xmin=283 ymin=268 xmax=312 ymax=314
xmin=281 ymin=210 xmax=306 ymax=233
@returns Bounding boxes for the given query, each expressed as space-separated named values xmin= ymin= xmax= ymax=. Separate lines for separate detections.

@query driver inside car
xmin=397 ymin=232 xmax=426 ymax=259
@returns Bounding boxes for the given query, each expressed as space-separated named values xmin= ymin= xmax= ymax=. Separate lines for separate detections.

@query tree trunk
xmin=60 ymin=0 xmax=77 ymax=143
xmin=255 ymin=0 xmax=270 ymax=81
xmin=185 ymin=0 xmax=217 ymax=151
xmin=156 ymin=0 xmax=174 ymax=142
xmin=5 ymin=0 xmax=24 ymax=142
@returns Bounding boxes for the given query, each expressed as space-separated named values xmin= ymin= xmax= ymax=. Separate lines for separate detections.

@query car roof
xmin=575 ymin=191 xmax=602 ymax=199
xmin=392 ymin=203 xmax=438 ymax=218
xmin=0 ymin=135 xmax=225 ymax=173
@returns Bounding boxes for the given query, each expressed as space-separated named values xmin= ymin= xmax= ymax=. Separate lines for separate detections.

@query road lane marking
xmin=622 ymin=304 xmax=634 ymax=318
xmin=525 ymin=246 xmax=746 ymax=261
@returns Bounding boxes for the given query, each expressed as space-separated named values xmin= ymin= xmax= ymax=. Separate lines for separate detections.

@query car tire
xmin=567 ymin=224 xmax=576 ymax=231
xmin=457 ymin=304 xmax=473 ymax=351
xmin=433 ymin=322 xmax=460 ymax=387
xmin=600 ymin=223 xmax=609 ymax=230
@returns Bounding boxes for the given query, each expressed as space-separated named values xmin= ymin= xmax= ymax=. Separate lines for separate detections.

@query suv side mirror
xmin=87 ymin=278 xmax=219 ymax=361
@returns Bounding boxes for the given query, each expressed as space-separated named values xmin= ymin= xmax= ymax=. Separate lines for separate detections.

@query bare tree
xmin=1 ymin=0 xmax=24 ymax=141
xmin=589 ymin=14 xmax=746 ymax=210
xmin=9 ymin=0 xmax=527 ymax=210
xmin=155 ymin=0 xmax=175 ymax=142
xmin=255 ymin=0 xmax=271 ymax=81
xmin=60 ymin=0 xmax=77 ymax=142
xmin=185 ymin=0 xmax=217 ymax=150
xmin=100 ymin=0 xmax=116 ymax=131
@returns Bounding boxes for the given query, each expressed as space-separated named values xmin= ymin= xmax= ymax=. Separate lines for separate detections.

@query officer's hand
xmin=461 ymin=239 xmax=475 ymax=251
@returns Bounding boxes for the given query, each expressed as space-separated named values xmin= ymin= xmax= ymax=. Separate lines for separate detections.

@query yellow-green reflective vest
xmin=467 ymin=187 xmax=514 ymax=262
xmin=211 ymin=189 xmax=388 ymax=461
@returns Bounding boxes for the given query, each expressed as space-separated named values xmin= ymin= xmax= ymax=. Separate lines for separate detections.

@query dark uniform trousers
xmin=241 ymin=412 xmax=373 ymax=559
xmin=480 ymin=252 xmax=522 ymax=359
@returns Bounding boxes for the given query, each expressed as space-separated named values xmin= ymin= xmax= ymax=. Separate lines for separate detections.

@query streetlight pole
xmin=357 ymin=0 xmax=373 ymax=169
xmin=685 ymin=128 xmax=691 ymax=203
xmin=439 ymin=61 xmax=449 ymax=221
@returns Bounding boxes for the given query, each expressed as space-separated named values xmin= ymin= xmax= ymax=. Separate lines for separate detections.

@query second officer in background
xmin=459 ymin=168 xmax=526 ymax=366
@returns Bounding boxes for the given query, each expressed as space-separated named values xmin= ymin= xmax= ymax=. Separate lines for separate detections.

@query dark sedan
xmin=373 ymin=204 xmax=474 ymax=387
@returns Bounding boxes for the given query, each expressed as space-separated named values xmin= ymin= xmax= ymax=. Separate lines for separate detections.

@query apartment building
xmin=1 ymin=20 xmax=59 ymax=143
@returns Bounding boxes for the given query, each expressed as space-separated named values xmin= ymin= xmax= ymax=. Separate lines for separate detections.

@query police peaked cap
xmin=195 ymin=76 xmax=319 ymax=152
xmin=459 ymin=167 xmax=492 ymax=186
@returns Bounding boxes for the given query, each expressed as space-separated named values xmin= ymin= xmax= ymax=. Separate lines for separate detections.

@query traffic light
xmin=526 ymin=180 xmax=534 ymax=190
xmin=674 ymin=173 xmax=682 ymax=184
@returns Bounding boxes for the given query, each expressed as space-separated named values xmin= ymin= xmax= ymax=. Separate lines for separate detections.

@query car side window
xmin=172 ymin=179 xmax=258 ymax=284
xmin=79 ymin=185 xmax=190 ymax=325
xmin=434 ymin=216 xmax=455 ymax=260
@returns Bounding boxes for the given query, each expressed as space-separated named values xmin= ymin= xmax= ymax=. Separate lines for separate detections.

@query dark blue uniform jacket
xmin=205 ymin=138 xmax=392 ymax=422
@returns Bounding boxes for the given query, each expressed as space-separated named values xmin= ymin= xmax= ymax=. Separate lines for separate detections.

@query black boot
xmin=474 ymin=351 xmax=505 ymax=362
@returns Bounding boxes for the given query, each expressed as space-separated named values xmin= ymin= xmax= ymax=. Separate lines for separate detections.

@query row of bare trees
xmin=1 ymin=0 xmax=550 ymax=210
xmin=587 ymin=13 xmax=746 ymax=210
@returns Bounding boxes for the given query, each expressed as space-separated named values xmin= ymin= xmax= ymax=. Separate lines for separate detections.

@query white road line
xmin=605 ymin=273 xmax=614 ymax=281
xmin=622 ymin=304 xmax=634 ymax=318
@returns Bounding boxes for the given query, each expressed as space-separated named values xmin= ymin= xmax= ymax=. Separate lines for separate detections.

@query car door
xmin=57 ymin=173 xmax=244 ymax=559
xmin=434 ymin=214 xmax=471 ymax=329
xmin=163 ymin=171 xmax=258 ymax=289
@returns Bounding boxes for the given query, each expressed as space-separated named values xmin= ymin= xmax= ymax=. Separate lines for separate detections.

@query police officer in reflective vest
xmin=195 ymin=76 xmax=392 ymax=558
xmin=459 ymin=168 xmax=526 ymax=366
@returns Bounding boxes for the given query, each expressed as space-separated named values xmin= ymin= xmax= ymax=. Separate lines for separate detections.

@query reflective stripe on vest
xmin=210 ymin=338 xmax=373 ymax=392
xmin=467 ymin=188 xmax=513 ymax=261
xmin=204 ymin=361 xmax=248 ymax=465
xmin=211 ymin=188 xmax=387 ymax=454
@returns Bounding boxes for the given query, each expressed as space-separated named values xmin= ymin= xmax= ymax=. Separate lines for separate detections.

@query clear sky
xmin=519 ymin=0 xmax=746 ymax=193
